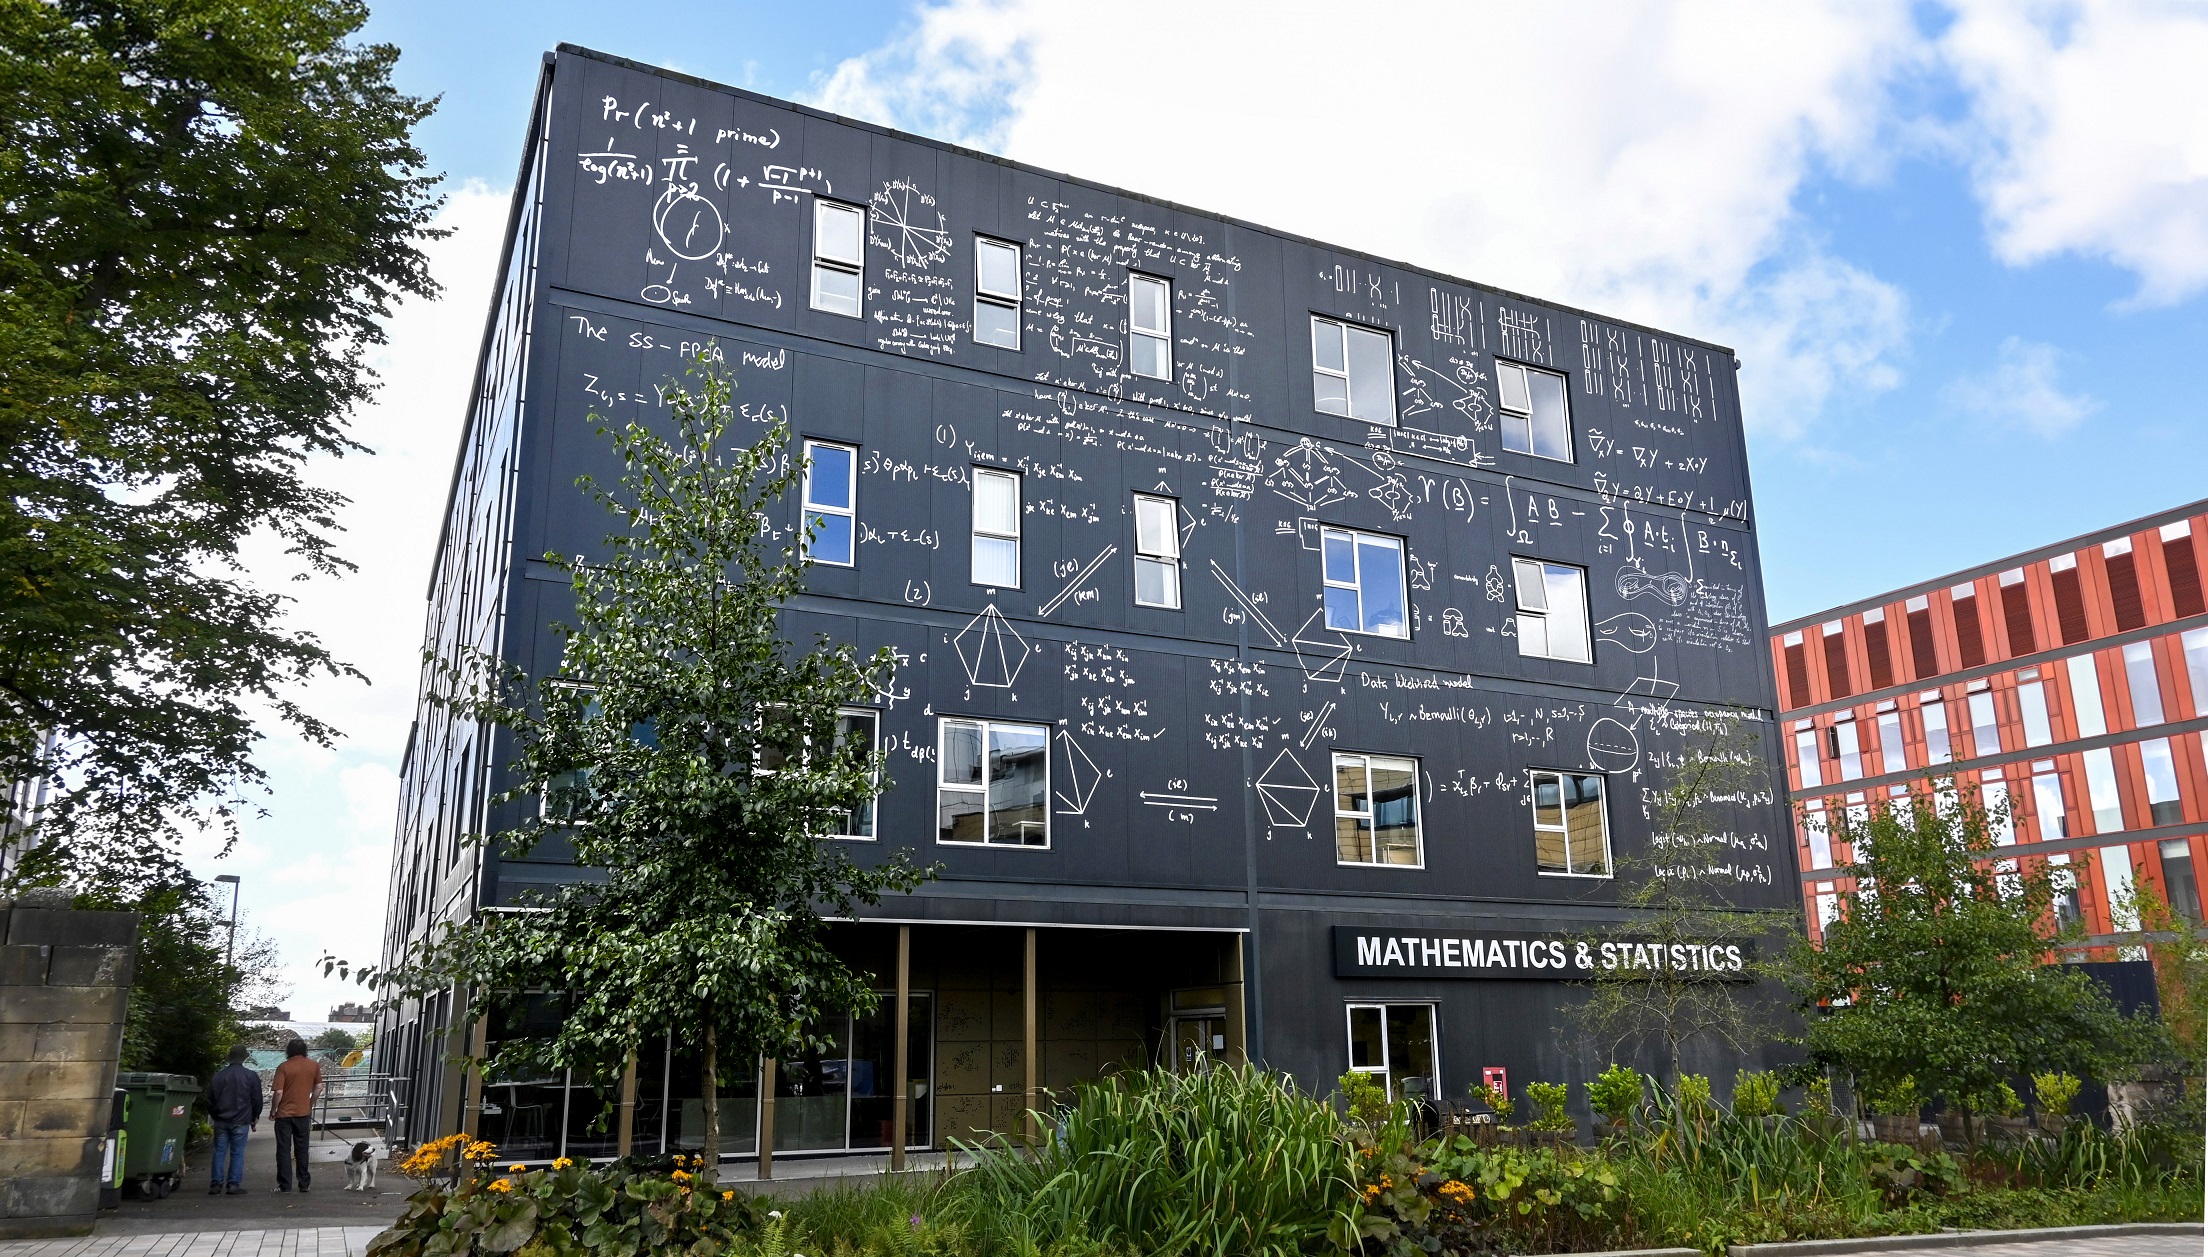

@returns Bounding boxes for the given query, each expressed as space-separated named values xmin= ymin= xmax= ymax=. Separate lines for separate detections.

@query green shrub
xmin=1524 ymin=1081 xmax=1574 ymax=1132
xmin=2034 ymin=1071 xmax=2082 ymax=1118
xmin=1732 ymin=1070 xmax=1783 ymax=1118
xmin=1990 ymin=1081 xmax=2025 ymax=1118
xmin=1468 ymin=1082 xmax=1514 ymax=1125
xmin=1675 ymin=1073 xmax=1713 ymax=1114
xmin=1587 ymin=1065 xmax=1643 ymax=1123
xmin=1338 ymin=1070 xmax=1390 ymax=1128
xmin=368 ymin=1148 xmax=754 ymax=1257
xmin=1805 ymin=1074 xmax=1836 ymax=1117
xmin=1865 ymin=1075 xmax=1920 ymax=1117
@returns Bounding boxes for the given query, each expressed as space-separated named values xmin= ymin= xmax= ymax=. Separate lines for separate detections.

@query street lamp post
xmin=214 ymin=874 xmax=241 ymax=971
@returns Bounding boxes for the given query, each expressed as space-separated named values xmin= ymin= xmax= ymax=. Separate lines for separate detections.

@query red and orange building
xmin=1772 ymin=498 xmax=2208 ymax=952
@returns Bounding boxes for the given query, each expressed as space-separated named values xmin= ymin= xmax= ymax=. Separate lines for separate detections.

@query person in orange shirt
xmin=270 ymin=1039 xmax=323 ymax=1192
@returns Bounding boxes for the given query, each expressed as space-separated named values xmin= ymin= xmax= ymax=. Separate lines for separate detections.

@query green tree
xmin=1565 ymin=714 xmax=1793 ymax=1086
xmin=0 ymin=0 xmax=442 ymax=893
xmin=1786 ymin=779 xmax=2159 ymax=1118
xmin=105 ymin=878 xmax=282 ymax=1084
xmin=353 ymin=358 xmax=927 ymax=1177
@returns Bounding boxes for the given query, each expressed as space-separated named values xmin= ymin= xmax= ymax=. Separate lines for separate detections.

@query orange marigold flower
xmin=509 ymin=1164 xmax=527 ymax=1173
xmin=551 ymin=1157 xmax=574 ymax=1170
xmin=487 ymin=1178 xmax=514 ymax=1193
xmin=464 ymin=1140 xmax=498 ymax=1161
xmin=670 ymin=1169 xmax=692 ymax=1183
xmin=1437 ymin=1180 xmax=1476 ymax=1206
xmin=721 ymin=1191 xmax=734 ymax=1201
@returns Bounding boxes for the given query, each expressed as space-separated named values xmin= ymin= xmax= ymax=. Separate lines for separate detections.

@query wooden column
xmin=1023 ymin=927 xmax=1038 ymax=1147
xmin=615 ymin=1048 xmax=638 ymax=1157
xmin=459 ymin=1012 xmax=489 ymax=1138
xmin=891 ymin=925 xmax=911 ymax=1171
xmin=757 ymin=1058 xmax=775 ymax=1179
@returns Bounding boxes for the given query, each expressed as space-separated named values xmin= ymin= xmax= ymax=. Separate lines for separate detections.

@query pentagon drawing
xmin=954 ymin=604 xmax=1030 ymax=689
xmin=1291 ymin=609 xmax=1353 ymax=685
xmin=1256 ymin=749 xmax=1322 ymax=828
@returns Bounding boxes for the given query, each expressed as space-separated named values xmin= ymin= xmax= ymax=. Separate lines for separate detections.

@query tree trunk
xmin=701 ymin=1021 xmax=719 ymax=1184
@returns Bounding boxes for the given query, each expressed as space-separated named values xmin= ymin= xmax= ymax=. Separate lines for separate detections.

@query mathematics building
xmin=1774 ymin=499 xmax=2208 ymax=947
xmin=375 ymin=45 xmax=1796 ymax=1163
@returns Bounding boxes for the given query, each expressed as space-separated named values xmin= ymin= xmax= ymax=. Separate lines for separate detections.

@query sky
xmin=203 ymin=0 xmax=2208 ymax=1017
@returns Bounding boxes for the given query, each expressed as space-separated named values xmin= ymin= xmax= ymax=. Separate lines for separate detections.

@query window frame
xmin=828 ymin=708 xmax=881 ymax=841
xmin=972 ymin=236 xmax=1022 ymax=350
xmin=1320 ymin=525 xmax=1411 ymax=640
xmin=1332 ymin=750 xmax=1424 ymax=869
xmin=1344 ymin=1002 xmax=1439 ymax=1105
xmin=801 ymin=439 xmax=857 ymax=567
xmin=970 ymin=467 xmax=1022 ymax=589
xmin=1510 ymin=557 xmax=1593 ymax=664
xmin=1493 ymin=358 xmax=1575 ymax=462
xmin=810 ymin=199 xmax=867 ymax=318
xmin=1309 ymin=315 xmax=1397 ymax=425
xmin=935 ymin=715 xmax=1051 ymax=850
xmin=1528 ymin=768 xmax=1613 ymax=878
xmin=1132 ymin=493 xmax=1182 ymax=610
xmin=1127 ymin=272 xmax=1173 ymax=380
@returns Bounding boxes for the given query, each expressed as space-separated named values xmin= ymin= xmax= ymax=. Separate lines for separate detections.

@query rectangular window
xmin=971 ymin=468 xmax=1021 ymax=588
xmin=1803 ymin=804 xmax=1832 ymax=870
xmin=936 ymin=718 xmax=1048 ymax=847
xmin=1334 ymin=752 xmax=1421 ymax=867
xmin=2185 ymin=628 xmax=2208 ymax=717
xmin=1128 ymin=274 xmax=1171 ymax=379
xmin=1511 ymin=558 xmax=1591 ymax=663
xmin=2082 ymin=747 xmax=2124 ymax=833
xmin=1322 ymin=527 xmax=1409 ymax=639
xmin=1984 ymin=776 xmax=2015 ymax=845
xmin=1832 ymin=720 xmax=1863 ymax=782
xmin=1131 ymin=494 xmax=1182 ymax=609
xmin=973 ymin=237 xmax=1022 ymax=349
xmin=2141 ymin=738 xmax=2183 ymax=826
xmin=1968 ymin=691 xmax=2001 ymax=758
xmin=1494 ymin=360 xmax=1572 ymax=461
xmin=1346 ymin=1004 xmax=1437 ymax=1104
xmin=2124 ymin=641 xmax=2164 ymax=725
xmin=2101 ymin=844 xmax=2139 ymax=932
xmin=811 ymin=200 xmax=865 ymax=317
xmin=2050 ymin=854 xmax=2082 ymax=932
xmin=1310 ymin=316 xmax=1395 ymax=424
xmin=1794 ymin=727 xmax=1822 ymax=789
xmin=832 ymin=710 xmax=879 ymax=839
xmin=802 ymin=440 xmax=857 ymax=566
xmin=1531 ymin=770 xmax=1611 ymax=876
xmin=1921 ymin=696 xmax=1952 ymax=764
xmin=1877 ymin=710 xmax=1907 ymax=774
xmin=2161 ymin=839 xmax=2201 ymax=921
xmin=2018 ymin=680 xmax=2053 ymax=747
xmin=2069 ymin=654 xmax=2107 ymax=736
xmin=2032 ymin=762 xmax=2068 ymax=841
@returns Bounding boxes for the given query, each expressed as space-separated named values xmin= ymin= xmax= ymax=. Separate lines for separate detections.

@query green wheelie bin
xmin=115 ymin=1072 xmax=200 ymax=1199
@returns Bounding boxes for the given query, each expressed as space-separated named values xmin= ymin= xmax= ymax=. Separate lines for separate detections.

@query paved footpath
xmin=1849 ymin=1240 xmax=2198 ymax=1257
xmin=0 ymin=1228 xmax=386 ymax=1257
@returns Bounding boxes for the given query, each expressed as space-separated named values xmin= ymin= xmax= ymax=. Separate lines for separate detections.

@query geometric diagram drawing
xmin=869 ymin=180 xmax=952 ymax=269
xmin=1038 ymin=544 xmax=1117 ymax=618
xmin=1255 ymin=748 xmax=1322 ymax=828
xmin=1617 ymin=567 xmax=1688 ymax=606
xmin=1054 ymin=728 xmax=1106 ymax=816
xmin=1594 ymin=611 xmax=1657 ymax=654
xmin=1265 ymin=439 xmax=1356 ymax=512
xmin=1299 ymin=700 xmax=1336 ymax=749
xmin=1209 ymin=560 xmax=1287 ymax=646
xmin=652 ymin=184 xmax=726 ymax=261
xmin=1291 ymin=609 xmax=1353 ymax=686
xmin=1396 ymin=354 xmax=1496 ymax=428
xmin=1141 ymin=789 xmax=1219 ymax=812
xmin=1586 ymin=670 xmax=1682 ymax=777
xmin=953 ymin=604 xmax=1031 ymax=689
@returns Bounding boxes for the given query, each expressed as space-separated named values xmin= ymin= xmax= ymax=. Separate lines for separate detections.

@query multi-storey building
xmin=376 ymin=46 xmax=1796 ymax=1163
xmin=1775 ymin=499 xmax=2208 ymax=946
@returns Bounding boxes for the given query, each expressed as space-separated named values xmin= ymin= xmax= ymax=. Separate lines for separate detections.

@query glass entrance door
xmin=1171 ymin=1016 xmax=1226 ymax=1070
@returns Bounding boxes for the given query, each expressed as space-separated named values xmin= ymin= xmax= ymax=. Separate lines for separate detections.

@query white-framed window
xmin=2049 ymin=853 xmax=2082 ymax=932
xmin=936 ymin=717 xmax=1048 ymax=848
xmin=2082 ymin=746 xmax=2123 ymax=833
xmin=1920 ymin=695 xmax=1952 ymax=763
xmin=1132 ymin=493 xmax=1181 ymax=609
xmin=1128 ymin=273 xmax=1171 ymax=379
xmin=810 ymin=200 xmax=866 ymax=317
xmin=831 ymin=709 xmax=880 ymax=840
xmin=1310 ymin=316 xmax=1395 ymax=424
xmin=539 ymin=683 xmax=601 ymax=824
xmin=1346 ymin=1003 xmax=1437 ymax=1104
xmin=1876 ymin=709 xmax=1907 ymax=774
xmin=1511 ymin=558 xmax=1591 ymax=663
xmin=1802 ymin=801 xmax=1831 ymax=870
xmin=1494 ymin=360 xmax=1572 ymax=461
xmin=971 ymin=467 xmax=1021 ymax=588
xmin=2124 ymin=641 xmax=2164 ymax=725
xmin=2067 ymin=654 xmax=2107 ymax=736
xmin=2141 ymin=737 xmax=2182 ymax=826
xmin=2183 ymin=628 xmax=2208 ymax=716
xmin=1321 ymin=527 xmax=1409 ymax=639
xmin=1334 ymin=752 xmax=1421 ymax=867
xmin=802 ymin=440 xmax=856 ymax=566
xmin=1830 ymin=719 xmax=1863 ymax=781
xmin=1967 ymin=690 xmax=2001 ymax=757
xmin=2018 ymin=677 xmax=2053 ymax=747
xmin=1530 ymin=769 xmax=1610 ymax=877
xmin=2030 ymin=761 xmax=2068 ymax=841
xmin=973 ymin=237 xmax=1022 ymax=349
xmin=1793 ymin=726 xmax=1822 ymax=789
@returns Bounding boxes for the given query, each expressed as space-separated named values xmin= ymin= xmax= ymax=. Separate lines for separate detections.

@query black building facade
xmin=377 ymin=45 xmax=1798 ymax=1162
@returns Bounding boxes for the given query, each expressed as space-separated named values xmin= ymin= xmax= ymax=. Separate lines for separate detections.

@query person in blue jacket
xmin=205 ymin=1045 xmax=262 ymax=1194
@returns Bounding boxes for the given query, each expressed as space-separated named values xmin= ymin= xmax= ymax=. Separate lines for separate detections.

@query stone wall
xmin=0 ymin=895 xmax=137 ymax=1239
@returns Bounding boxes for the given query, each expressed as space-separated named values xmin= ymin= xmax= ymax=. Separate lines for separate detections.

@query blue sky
xmin=218 ymin=1 xmax=2208 ymax=1013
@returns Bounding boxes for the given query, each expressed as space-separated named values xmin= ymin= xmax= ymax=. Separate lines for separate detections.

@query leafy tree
xmin=2117 ymin=881 xmax=2207 ymax=1083
xmin=0 ymin=0 xmax=442 ymax=893
xmin=1565 ymin=714 xmax=1793 ymax=1085
xmin=310 ymin=1026 xmax=359 ymax=1056
xmin=1785 ymin=779 xmax=2160 ymax=1118
xmin=344 ymin=358 xmax=927 ymax=1177
xmin=101 ymin=877 xmax=283 ymax=1084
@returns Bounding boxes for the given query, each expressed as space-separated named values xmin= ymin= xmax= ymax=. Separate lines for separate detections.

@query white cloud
xmin=1943 ymin=335 xmax=2101 ymax=435
xmin=812 ymin=0 xmax=1923 ymax=436
xmin=1942 ymin=0 xmax=2208 ymax=306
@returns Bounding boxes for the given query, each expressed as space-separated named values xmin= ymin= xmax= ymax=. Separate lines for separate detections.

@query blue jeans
xmin=210 ymin=1123 xmax=249 ymax=1187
